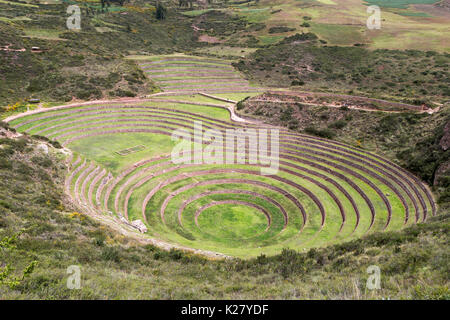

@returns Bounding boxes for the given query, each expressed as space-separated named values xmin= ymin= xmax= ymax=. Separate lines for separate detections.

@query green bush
xmin=328 ymin=119 xmax=347 ymax=129
xmin=280 ymin=106 xmax=293 ymax=122
xmin=291 ymin=79 xmax=305 ymax=86
xmin=31 ymin=156 xmax=52 ymax=168
xmin=304 ymin=126 xmax=335 ymax=139
xmin=268 ymin=26 xmax=296 ymax=34
xmin=114 ymin=89 xmax=136 ymax=97
xmin=101 ymin=247 xmax=121 ymax=263
xmin=236 ymin=97 xmax=250 ymax=110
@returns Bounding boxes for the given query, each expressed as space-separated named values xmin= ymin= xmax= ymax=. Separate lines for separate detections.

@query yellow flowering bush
xmin=68 ymin=212 xmax=86 ymax=220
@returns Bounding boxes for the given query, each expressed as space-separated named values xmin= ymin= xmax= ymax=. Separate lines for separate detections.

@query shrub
xmin=101 ymin=247 xmax=121 ymax=263
xmin=291 ymin=79 xmax=305 ymax=86
xmin=281 ymin=33 xmax=318 ymax=44
xmin=236 ymin=97 xmax=250 ymax=110
xmin=0 ymin=158 xmax=12 ymax=169
xmin=31 ymin=156 xmax=52 ymax=168
xmin=155 ymin=2 xmax=167 ymax=20
xmin=268 ymin=26 xmax=295 ymax=34
xmin=304 ymin=126 xmax=335 ymax=139
xmin=114 ymin=89 xmax=136 ymax=97
xmin=280 ymin=106 xmax=293 ymax=122
xmin=329 ymin=119 xmax=347 ymax=129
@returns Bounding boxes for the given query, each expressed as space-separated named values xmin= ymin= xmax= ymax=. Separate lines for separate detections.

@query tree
xmin=156 ymin=2 xmax=167 ymax=20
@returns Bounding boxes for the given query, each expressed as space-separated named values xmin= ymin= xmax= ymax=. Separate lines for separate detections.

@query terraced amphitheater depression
xmin=5 ymin=55 xmax=436 ymax=258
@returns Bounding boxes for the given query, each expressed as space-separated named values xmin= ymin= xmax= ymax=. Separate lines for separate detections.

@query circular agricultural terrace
xmin=6 ymin=56 xmax=436 ymax=258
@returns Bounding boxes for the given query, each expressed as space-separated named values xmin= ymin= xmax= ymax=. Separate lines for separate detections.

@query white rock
xmin=37 ymin=143 xmax=48 ymax=154
xmin=131 ymin=220 xmax=148 ymax=233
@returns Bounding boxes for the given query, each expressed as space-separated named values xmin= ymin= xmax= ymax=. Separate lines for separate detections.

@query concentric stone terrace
xmin=135 ymin=54 xmax=263 ymax=95
xmin=7 ymin=97 xmax=436 ymax=257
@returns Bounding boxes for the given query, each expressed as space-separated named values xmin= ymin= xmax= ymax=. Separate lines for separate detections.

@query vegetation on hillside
xmin=234 ymin=35 xmax=450 ymax=104
xmin=1 ymin=0 xmax=449 ymax=106
xmin=0 ymin=1 xmax=201 ymax=105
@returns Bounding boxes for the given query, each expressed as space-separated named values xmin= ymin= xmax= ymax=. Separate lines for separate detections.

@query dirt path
xmin=251 ymin=98 xmax=440 ymax=114
xmin=264 ymin=90 xmax=439 ymax=114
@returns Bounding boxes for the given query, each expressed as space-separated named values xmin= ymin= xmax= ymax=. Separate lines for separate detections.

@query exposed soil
xmin=198 ymin=34 xmax=223 ymax=43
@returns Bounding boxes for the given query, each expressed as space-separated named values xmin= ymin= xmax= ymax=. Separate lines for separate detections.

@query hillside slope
xmin=234 ymin=35 xmax=450 ymax=105
xmin=0 ymin=1 xmax=199 ymax=105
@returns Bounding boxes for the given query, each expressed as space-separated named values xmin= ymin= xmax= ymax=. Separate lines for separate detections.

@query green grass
xmin=23 ymin=29 xmax=66 ymax=41
xmin=258 ymin=35 xmax=285 ymax=45
xmin=135 ymin=167 xmax=333 ymax=256
xmin=141 ymin=60 xmax=233 ymax=68
xmin=311 ymin=23 xmax=366 ymax=46
xmin=68 ymin=133 xmax=175 ymax=175
xmin=236 ymin=40 xmax=449 ymax=102
xmin=395 ymin=11 xmax=432 ymax=17
xmin=197 ymin=202 xmax=271 ymax=240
